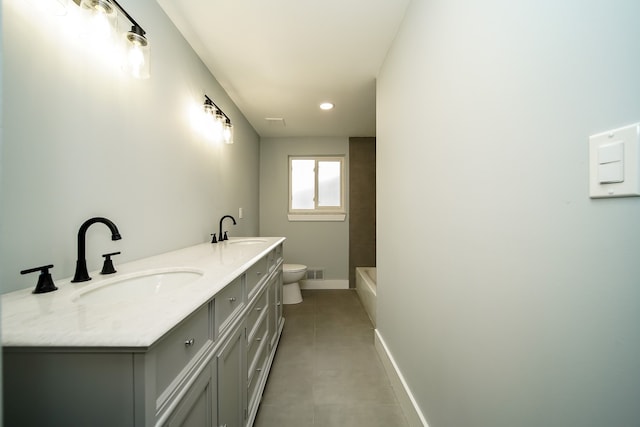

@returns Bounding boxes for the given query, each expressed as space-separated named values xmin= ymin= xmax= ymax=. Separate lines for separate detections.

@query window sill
xmin=287 ymin=213 xmax=346 ymax=222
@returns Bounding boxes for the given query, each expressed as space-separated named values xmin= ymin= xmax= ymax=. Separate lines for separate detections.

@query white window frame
xmin=288 ymin=155 xmax=346 ymax=221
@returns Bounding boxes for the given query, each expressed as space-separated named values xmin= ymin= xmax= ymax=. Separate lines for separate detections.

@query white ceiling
xmin=155 ymin=0 xmax=410 ymax=138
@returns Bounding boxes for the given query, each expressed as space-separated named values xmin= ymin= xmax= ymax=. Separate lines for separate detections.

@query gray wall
xmin=259 ymin=137 xmax=348 ymax=281
xmin=1 ymin=0 xmax=260 ymax=293
xmin=377 ymin=1 xmax=640 ymax=426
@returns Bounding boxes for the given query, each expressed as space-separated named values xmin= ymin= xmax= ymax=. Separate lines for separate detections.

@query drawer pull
xmin=256 ymin=368 xmax=262 ymax=372
xmin=184 ymin=338 xmax=195 ymax=347
xmin=228 ymin=297 xmax=236 ymax=302
xmin=255 ymin=307 xmax=263 ymax=312
xmin=256 ymin=271 xmax=262 ymax=276
xmin=256 ymin=337 xmax=262 ymax=342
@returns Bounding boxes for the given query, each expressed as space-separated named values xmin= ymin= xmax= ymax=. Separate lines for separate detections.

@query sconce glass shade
xmin=212 ymin=109 xmax=225 ymax=141
xmin=27 ymin=0 xmax=68 ymax=15
xmin=223 ymin=121 xmax=234 ymax=144
xmin=124 ymin=25 xmax=150 ymax=79
xmin=79 ymin=0 xmax=115 ymax=15
xmin=203 ymin=99 xmax=215 ymax=114
xmin=79 ymin=0 xmax=117 ymax=43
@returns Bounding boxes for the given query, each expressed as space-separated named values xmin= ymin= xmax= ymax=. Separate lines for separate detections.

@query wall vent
xmin=306 ymin=269 xmax=324 ymax=280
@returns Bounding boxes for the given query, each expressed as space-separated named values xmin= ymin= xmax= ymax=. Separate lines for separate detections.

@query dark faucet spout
xmin=72 ymin=217 xmax=122 ymax=282
xmin=218 ymin=215 xmax=237 ymax=242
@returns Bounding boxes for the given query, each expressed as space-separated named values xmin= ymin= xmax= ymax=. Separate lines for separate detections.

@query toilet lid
xmin=283 ymin=264 xmax=306 ymax=273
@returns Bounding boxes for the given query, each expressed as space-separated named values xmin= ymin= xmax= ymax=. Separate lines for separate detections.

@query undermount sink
xmin=72 ymin=268 xmax=204 ymax=303
xmin=227 ymin=238 xmax=268 ymax=245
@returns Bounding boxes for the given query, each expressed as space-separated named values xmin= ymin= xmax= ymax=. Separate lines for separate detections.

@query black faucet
xmin=72 ymin=217 xmax=122 ymax=282
xmin=218 ymin=215 xmax=236 ymax=242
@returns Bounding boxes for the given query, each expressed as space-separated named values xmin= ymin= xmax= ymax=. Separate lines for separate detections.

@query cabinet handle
xmin=255 ymin=307 xmax=262 ymax=312
xmin=256 ymin=368 xmax=262 ymax=372
xmin=184 ymin=338 xmax=195 ymax=347
xmin=228 ymin=297 xmax=236 ymax=302
xmin=256 ymin=271 xmax=262 ymax=276
xmin=256 ymin=337 xmax=262 ymax=342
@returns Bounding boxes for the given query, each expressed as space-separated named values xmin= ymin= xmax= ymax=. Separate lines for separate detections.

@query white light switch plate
xmin=589 ymin=123 xmax=640 ymax=198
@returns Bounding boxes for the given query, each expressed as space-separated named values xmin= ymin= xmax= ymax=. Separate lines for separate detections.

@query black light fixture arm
xmin=204 ymin=95 xmax=230 ymax=123
xmin=72 ymin=0 xmax=146 ymax=37
xmin=109 ymin=0 xmax=146 ymax=36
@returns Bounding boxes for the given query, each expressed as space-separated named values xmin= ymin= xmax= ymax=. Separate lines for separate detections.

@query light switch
xmin=589 ymin=122 xmax=640 ymax=198
xmin=597 ymin=141 xmax=624 ymax=183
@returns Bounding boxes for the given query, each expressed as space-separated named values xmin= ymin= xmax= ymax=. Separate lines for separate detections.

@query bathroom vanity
xmin=2 ymin=237 xmax=285 ymax=427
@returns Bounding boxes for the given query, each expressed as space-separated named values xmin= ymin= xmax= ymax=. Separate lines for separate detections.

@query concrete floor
xmin=254 ymin=289 xmax=408 ymax=427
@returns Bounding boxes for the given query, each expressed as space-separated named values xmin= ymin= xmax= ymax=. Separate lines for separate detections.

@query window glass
xmin=291 ymin=159 xmax=315 ymax=209
xmin=289 ymin=156 xmax=345 ymax=216
xmin=317 ymin=160 xmax=341 ymax=207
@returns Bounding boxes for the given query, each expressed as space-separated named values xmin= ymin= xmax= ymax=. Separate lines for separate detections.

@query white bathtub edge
xmin=374 ymin=330 xmax=429 ymax=427
xmin=355 ymin=267 xmax=377 ymax=327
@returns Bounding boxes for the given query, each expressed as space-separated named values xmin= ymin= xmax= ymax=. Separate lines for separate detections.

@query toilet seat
xmin=283 ymin=264 xmax=306 ymax=273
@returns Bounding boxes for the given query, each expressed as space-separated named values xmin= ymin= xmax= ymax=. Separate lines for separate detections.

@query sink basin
xmin=227 ymin=238 xmax=268 ymax=245
xmin=72 ymin=268 xmax=203 ymax=303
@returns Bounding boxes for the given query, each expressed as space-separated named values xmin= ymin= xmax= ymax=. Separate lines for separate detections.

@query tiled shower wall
xmin=349 ymin=137 xmax=376 ymax=287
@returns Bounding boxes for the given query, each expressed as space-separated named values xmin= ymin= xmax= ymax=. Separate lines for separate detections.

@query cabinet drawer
xmin=247 ymin=314 xmax=268 ymax=372
xmin=215 ymin=277 xmax=244 ymax=335
xmin=247 ymin=342 xmax=269 ymax=413
xmin=246 ymin=288 xmax=268 ymax=335
xmin=246 ymin=256 xmax=268 ymax=299
xmin=154 ymin=303 xmax=212 ymax=406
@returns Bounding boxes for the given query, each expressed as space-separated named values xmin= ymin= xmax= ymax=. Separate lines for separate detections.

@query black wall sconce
xmin=74 ymin=0 xmax=150 ymax=78
xmin=204 ymin=95 xmax=234 ymax=144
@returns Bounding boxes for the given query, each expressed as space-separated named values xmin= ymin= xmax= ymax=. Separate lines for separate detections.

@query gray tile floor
xmin=254 ymin=289 xmax=408 ymax=427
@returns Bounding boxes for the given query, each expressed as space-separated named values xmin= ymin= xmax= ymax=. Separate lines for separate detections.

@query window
xmin=289 ymin=156 xmax=346 ymax=221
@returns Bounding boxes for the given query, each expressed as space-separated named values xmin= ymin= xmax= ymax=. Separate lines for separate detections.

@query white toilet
xmin=282 ymin=264 xmax=307 ymax=304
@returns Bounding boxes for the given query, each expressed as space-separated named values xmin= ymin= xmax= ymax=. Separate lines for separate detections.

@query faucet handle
xmin=211 ymin=233 xmax=217 ymax=243
xmin=223 ymin=231 xmax=228 ymax=241
xmin=20 ymin=264 xmax=58 ymax=294
xmin=100 ymin=251 xmax=121 ymax=275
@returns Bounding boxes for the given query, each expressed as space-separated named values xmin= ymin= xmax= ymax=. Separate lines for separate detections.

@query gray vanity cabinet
xmin=164 ymin=361 xmax=216 ymax=427
xmin=2 ymin=241 xmax=284 ymax=427
xmin=4 ymin=351 xmax=137 ymax=426
xmin=269 ymin=270 xmax=284 ymax=350
xmin=216 ymin=322 xmax=246 ymax=427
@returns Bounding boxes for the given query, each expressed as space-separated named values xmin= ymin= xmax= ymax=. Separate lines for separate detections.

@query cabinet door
xmin=217 ymin=325 xmax=245 ymax=427
xmin=164 ymin=362 xmax=216 ymax=427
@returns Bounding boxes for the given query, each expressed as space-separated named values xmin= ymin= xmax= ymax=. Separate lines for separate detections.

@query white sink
xmin=227 ymin=238 xmax=268 ymax=245
xmin=72 ymin=268 xmax=203 ymax=303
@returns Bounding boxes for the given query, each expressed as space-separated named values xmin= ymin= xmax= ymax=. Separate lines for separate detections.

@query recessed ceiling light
xmin=319 ymin=102 xmax=334 ymax=110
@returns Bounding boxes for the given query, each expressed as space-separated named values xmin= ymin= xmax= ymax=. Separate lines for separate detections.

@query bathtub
xmin=355 ymin=267 xmax=377 ymax=327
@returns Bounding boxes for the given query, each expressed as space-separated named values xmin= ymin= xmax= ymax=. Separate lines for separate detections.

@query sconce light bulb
xmin=128 ymin=43 xmax=145 ymax=78
xmin=124 ymin=28 xmax=150 ymax=79
xmin=95 ymin=13 xmax=112 ymax=40
xmin=212 ymin=110 xmax=224 ymax=139
xmin=223 ymin=123 xmax=234 ymax=144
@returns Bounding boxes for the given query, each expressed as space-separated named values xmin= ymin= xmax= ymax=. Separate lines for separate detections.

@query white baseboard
xmin=300 ymin=279 xmax=349 ymax=290
xmin=375 ymin=330 xmax=429 ymax=427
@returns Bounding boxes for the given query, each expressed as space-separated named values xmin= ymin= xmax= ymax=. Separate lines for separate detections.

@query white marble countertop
xmin=2 ymin=237 xmax=285 ymax=349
